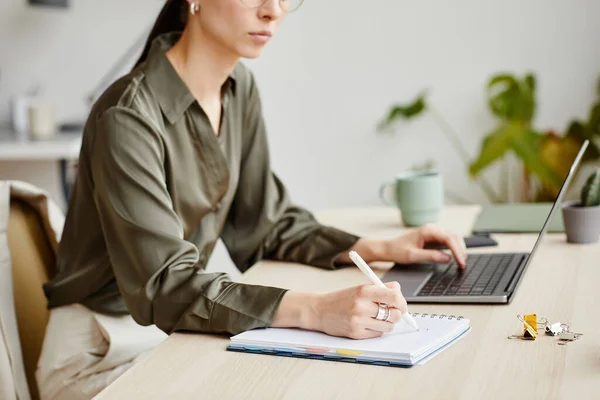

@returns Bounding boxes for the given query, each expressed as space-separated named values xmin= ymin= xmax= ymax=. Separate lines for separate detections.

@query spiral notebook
xmin=227 ymin=313 xmax=470 ymax=368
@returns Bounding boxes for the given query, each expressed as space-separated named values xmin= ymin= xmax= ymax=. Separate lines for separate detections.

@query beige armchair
xmin=7 ymin=198 xmax=57 ymax=400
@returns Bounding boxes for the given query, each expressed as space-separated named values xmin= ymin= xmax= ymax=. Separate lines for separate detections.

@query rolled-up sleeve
xmin=90 ymin=107 xmax=287 ymax=335
xmin=221 ymin=73 xmax=360 ymax=273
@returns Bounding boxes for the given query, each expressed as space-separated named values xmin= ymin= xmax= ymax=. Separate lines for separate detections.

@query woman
xmin=36 ymin=0 xmax=466 ymax=398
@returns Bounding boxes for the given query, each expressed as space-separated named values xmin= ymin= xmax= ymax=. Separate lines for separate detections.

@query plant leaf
xmin=539 ymin=134 xmax=585 ymax=184
xmin=377 ymin=91 xmax=428 ymax=131
xmin=565 ymin=120 xmax=600 ymax=160
xmin=486 ymin=73 xmax=536 ymax=122
xmin=468 ymin=125 xmax=513 ymax=176
xmin=565 ymin=120 xmax=586 ymax=139
xmin=511 ymin=129 xmax=563 ymax=189
xmin=487 ymin=75 xmax=518 ymax=120
xmin=469 ymin=123 xmax=562 ymax=189
xmin=588 ymin=103 xmax=600 ymax=136
xmin=524 ymin=73 xmax=536 ymax=92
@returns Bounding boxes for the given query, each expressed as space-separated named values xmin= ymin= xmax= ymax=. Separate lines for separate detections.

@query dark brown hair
xmin=134 ymin=0 xmax=189 ymax=68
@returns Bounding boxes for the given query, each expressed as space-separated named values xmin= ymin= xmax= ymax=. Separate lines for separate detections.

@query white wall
xmin=2 ymin=0 xmax=600 ymax=276
xmin=0 ymin=0 xmax=164 ymax=124
xmin=0 ymin=0 xmax=164 ymax=207
xmin=245 ymin=0 xmax=600 ymax=208
xmin=2 ymin=0 xmax=600 ymax=207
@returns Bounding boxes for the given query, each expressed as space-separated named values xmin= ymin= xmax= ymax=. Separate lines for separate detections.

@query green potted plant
xmin=377 ymin=73 xmax=600 ymax=203
xmin=561 ymin=169 xmax=600 ymax=243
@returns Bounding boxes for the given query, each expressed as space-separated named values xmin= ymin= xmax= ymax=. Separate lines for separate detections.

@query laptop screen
xmin=522 ymin=139 xmax=589 ymax=263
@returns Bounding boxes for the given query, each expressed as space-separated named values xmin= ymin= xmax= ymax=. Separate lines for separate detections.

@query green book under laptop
xmin=472 ymin=203 xmax=565 ymax=234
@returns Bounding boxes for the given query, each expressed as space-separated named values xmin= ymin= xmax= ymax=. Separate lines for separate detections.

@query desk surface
xmin=0 ymin=129 xmax=81 ymax=161
xmin=98 ymin=206 xmax=600 ymax=399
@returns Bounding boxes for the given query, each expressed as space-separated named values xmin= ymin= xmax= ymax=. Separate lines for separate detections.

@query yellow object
xmin=336 ymin=349 xmax=363 ymax=356
xmin=521 ymin=314 xmax=538 ymax=340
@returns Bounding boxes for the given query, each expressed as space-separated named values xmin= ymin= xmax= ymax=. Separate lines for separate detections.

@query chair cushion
xmin=8 ymin=200 xmax=56 ymax=400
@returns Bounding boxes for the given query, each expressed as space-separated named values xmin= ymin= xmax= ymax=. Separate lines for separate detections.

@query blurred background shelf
xmin=0 ymin=128 xmax=81 ymax=160
xmin=0 ymin=128 xmax=82 ymax=208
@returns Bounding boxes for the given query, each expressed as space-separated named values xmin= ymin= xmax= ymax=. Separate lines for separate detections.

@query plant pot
xmin=561 ymin=201 xmax=600 ymax=244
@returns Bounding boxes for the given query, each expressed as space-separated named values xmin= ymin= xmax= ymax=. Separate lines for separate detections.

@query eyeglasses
xmin=239 ymin=0 xmax=304 ymax=13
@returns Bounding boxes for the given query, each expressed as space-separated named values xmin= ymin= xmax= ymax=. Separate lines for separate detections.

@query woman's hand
xmin=384 ymin=223 xmax=467 ymax=268
xmin=312 ymin=281 xmax=407 ymax=339
xmin=338 ymin=224 xmax=467 ymax=269
xmin=271 ymin=225 xmax=465 ymax=338
xmin=271 ymin=283 xmax=407 ymax=340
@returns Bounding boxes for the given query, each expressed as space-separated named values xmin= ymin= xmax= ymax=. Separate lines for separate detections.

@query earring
xmin=190 ymin=2 xmax=199 ymax=15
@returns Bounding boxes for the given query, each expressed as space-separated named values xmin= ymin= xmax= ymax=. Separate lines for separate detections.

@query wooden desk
xmin=97 ymin=206 xmax=600 ymax=399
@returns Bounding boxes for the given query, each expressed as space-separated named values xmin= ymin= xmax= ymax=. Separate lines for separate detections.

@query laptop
xmin=382 ymin=140 xmax=589 ymax=304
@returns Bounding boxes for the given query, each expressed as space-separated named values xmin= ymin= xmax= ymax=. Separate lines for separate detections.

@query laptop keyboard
xmin=416 ymin=254 xmax=518 ymax=297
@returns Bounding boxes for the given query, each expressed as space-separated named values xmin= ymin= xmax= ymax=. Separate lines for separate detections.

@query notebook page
xmin=231 ymin=316 xmax=469 ymax=360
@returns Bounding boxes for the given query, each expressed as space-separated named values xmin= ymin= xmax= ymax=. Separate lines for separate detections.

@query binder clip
xmin=508 ymin=314 xmax=583 ymax=345
xmin=558 ymin=331 xmax=580 ymax=340
xmin=557 ymin=329 xmax=583 ymax=345
xmin=520 ymin=314 xmax=539 ymax=340
xmin=543 ymin=321 xmax=583 ymax=344
xmin=544 ymin=322 xmax=564 ymax=336
xmin=507 ymin=314 xmax=539 ymax=340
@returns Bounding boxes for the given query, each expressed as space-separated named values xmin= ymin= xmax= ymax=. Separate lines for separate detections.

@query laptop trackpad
xmin=382 ymin=263 xmax=441 ymax=296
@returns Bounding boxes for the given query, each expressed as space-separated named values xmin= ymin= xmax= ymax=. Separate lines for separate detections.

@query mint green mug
xmin=379 ymin=171 xmax=444 ymax=226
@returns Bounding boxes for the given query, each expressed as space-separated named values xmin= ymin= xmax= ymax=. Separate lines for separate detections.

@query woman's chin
xmin=237 ymin=45 xmax=266 ymax=59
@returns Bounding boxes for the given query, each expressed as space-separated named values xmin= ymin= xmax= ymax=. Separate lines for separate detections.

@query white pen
xmin=348 ymin=250 xmax=420 ymax=331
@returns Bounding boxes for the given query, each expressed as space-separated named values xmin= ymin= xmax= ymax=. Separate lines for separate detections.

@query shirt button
xmin=212 ymin=201 xmax=222 ymax=212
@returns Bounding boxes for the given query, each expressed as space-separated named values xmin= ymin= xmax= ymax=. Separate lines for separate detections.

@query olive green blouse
xmin=43 ymin=32 xmax=360 ymax=335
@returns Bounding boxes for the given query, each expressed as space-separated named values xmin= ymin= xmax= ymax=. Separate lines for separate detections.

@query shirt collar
xmin=143 ymin=32 xmax=238 ymax=124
